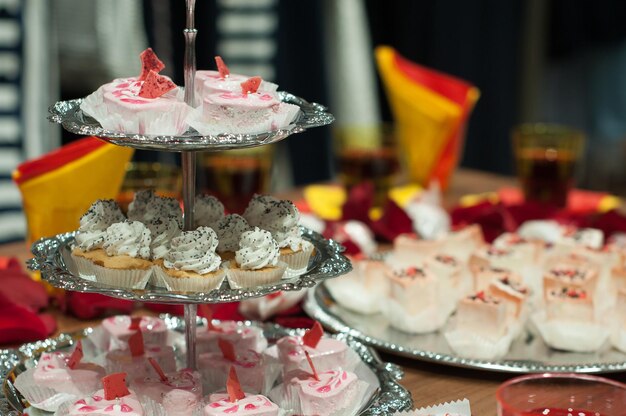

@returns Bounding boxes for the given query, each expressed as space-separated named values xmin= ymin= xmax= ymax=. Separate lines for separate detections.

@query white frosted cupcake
xmin=194 ymin=193 xmax=225 ymax=229
xmin=276 ymin=231 xmax=314 ymax=279
xmin=147 ymin=215 xmax=181 ymax=287
xmin=154 ymin=226 xmax=226 ymax=292
xmin=128 ymin=189 xmax=183 ymax=228
xmin=90 ymin=221 xmax=153 ymax=289
xmin=71 ymin=199 xmax=126 ymax=279
xmin=224 ymin=227 xmax=287 ymax=288
xmin=214 ymin=214 xmax=251 ymax=261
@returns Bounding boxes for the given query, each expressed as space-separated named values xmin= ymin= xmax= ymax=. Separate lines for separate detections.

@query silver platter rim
xmin=0 ymin=316 xmax=413 ymax=415
xmin=47 ymin=92 xmax=334 ymax=152
xmin=27 ymin=228 xmax=352 ymax=304
xmin=303 ymin=283 xmax=626 ymax=374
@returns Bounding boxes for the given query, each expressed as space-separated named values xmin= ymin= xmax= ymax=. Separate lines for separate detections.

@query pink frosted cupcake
xmin=133 ymin=367 xmax=202 ymax=416
xmin=196 ymin=320 xmax=267 ymax=355
xmin=224 ymin=227 xmax=287 ymax=288
xmin=101 ymin=315 xmax=168 ymax=350
xmin=154 ymin=226 xmax=226 ymax=292
xmin=80 ymin=48 xmax=191 ymax=135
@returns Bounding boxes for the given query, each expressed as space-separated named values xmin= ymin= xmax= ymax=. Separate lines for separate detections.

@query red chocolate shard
xmin=199 ymin=304 xmax=220 ymax=331
xmin=218 ymin=338 xmax=237 ymax=362
xmin=139 ymin=48 xmax=165 ymax=81
xmin=304 ymin=351 xmax=320 ymax=381
xmin=129 ymin=316 xmax=142 ymax=330
xmin=138 ymin=70 xmax=177 ymax=99
xmin=128 ymin=330 xmax=144 ymax=357
xmin=102 ymin=373 xmax=130 ymax=400
xmin=148 ymin=357 xmax=168 ymax=382
xmin=227 ymin=366 xmax=246 ymax=402
xmin=240 ymin=76 xmax=262 ymax=94
xmin=67 ymin=340 xmax=83 ymax=369
xmin=302 ymin=321 xmax=324 ymax=348
xmin=215 ymin=56 xmax=230 ymax=78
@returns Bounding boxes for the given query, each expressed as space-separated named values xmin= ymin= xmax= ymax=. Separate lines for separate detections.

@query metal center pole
xmin=182 ymin=0 xmax=198 ymax=371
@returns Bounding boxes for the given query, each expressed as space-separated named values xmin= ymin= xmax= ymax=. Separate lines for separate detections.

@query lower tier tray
xmin=27 ymin=228 xmax=351 ymax=304
xmin=303 ymin=282 xmax=626 ymax=374
xmin=0 ymin=316 xmax=412 ymax=415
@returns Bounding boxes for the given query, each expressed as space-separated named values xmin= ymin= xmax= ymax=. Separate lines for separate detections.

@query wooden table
xmin=1 ymin=169 xmax=622 ymax=415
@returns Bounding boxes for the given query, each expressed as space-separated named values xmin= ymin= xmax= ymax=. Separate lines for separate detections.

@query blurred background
xmin=3 ymin=0 xmax=626 ymax=242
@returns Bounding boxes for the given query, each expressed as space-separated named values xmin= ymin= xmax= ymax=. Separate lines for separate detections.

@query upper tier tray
xmin=47 ymin=92 xmax=334 ymax=152
xmin=28 ymin=228 xmax=351 ymax=304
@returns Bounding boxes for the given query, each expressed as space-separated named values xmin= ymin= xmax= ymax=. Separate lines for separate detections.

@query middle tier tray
xmin=28 ymin=228 xmax=351 ymax=304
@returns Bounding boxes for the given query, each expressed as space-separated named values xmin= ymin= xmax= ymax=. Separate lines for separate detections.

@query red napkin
xmin=63 ymin=292 xmax=134 ymax=320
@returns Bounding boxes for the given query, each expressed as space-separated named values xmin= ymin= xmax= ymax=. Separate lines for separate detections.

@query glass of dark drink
xmin=497 ymin=373 xmax=626 ymax=416
xmin=334 ymin=124 xmax=400 ymax=207
xmin=512 ymin=123 xmax=585 ymax=207
xmin=200 ymin=146 xmax=274 ymax=214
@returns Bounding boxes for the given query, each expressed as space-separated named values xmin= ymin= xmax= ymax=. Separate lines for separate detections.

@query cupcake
xmin=101 ymin=315 xmax=169 ymax=351
xmin=60 ymin=389 xmax=146 ymax=416
xmin=90 ymin=221 xmax=153 ymax=289
xmin=106 ymin=344 xmax=176 ymax=379
xmin=154 ymin=226 xmax=226 ymax=292
xmin=80 ymin=48 xmax=191 ymax=135
xmin=204 ymin=393 xmax=280 ymax=416
xmin=71 ymin=199 xmax=125 ymax=279
xmin=224 ymin=227 xmax=287 ymax=288
xmin=147 ymin=215 xmax=181 ymax=261
xmin=214 ymin=214 xmax=251 ymax=261
xmin=194 ymin=193 xmax=225 ymax=229
xmin=133 ymin=368 xmax=202 ymax=416
xmin=128 ymin=190 xmax=183 ymax=228
xmin=13 ymin=349 xmax=105 ymax=412
xmin=196 ymin=320 xmax=267 ymax=355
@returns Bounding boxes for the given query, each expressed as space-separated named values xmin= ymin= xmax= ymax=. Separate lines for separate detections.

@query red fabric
xmin=0 ymin=293 xmax=56 ymax=344
xmin=13 ymin=137 xmax=105 ymax=185
xmin=65 ymin=292 xmax=133 ymax=319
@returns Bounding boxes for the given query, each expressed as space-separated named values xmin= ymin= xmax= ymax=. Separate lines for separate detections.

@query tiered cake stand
xmin=30 ymin=0 xmax=350 ymax=372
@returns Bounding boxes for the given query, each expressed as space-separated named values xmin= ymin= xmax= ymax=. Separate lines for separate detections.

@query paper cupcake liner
xmin=380 ymin=298 xmax=452 ymax=334
xmin=279 ymin=245 xmax=314 ymax=278
xmin=444 ymin=328 xmax=514 ymax=360
xmin=154 ymin=266 xmax=226 ymax=293
xmin=14 ymin=368 xmax=77 ymax=412
xmin=70 ymin=252 xmax=97 ymax=281
xmin=91 ymin=263 xmax=152 ymax=289
xmin=530 ymin=310 xmax=609 ymax=352
xmin=223 ymin=261 xmax=287 ymax=289
xmin=610 ymin=327 xmax=626 ymax=353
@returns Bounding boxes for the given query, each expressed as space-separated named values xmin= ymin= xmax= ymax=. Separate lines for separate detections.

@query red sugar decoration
xmin=129 ymin=317 xmax=142 ymax=330
xmin=139 ymin=48 xmax=165 ymax=81
xmin=67 ymin=340 xmax=83 ymax=369
xmin=218 ymin=338 xmax=237 ymax=362
xmin=302 ymin=321 xmax=324 ymax=348
xmin=199 ymin=304 xmax=220 ymax=331
xmin=138 ymin=70 xmax=176 ymax=99
xmin=215 ymin=56 xmax=230 ymax=78
xmin=240 ymin=76 xmax=262 ymax=94
xmin=102 ymin=373 xmax=130 ymax=400
xmin=128 ymin=330 xmax=144 ymax=357
xmin=148 ymin=357 xmax=168 ymax=382
xmin=304 ymin=351 xmax=319 ymax=381
xmin=227 ymin=367 xmax=246 ymax=402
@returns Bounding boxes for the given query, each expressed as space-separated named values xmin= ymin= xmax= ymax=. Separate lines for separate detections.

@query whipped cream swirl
xmin=128 ymin=190 xmax=183 ymax=227
xmin=164 ymin=226 xmax=221 ymax=274
xmin=194 ymin=194 xmax=224 ymax=228
xmin=76 ymin=199 xmax=125 ymax=251
xmin=103 ymin=221 xmax=152 ymax=259
xmin=215 ymin=214 xmax=251 ymax=253
xmin=245 ymin=196 xmax=299 ymax=234
xmin=148 ymin=215 xmax=182 ymax=260
xmin=235 ymin=227 xmax=279 ymax=270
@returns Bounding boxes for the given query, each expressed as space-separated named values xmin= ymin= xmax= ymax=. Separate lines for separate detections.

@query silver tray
xmin=304 ymin=283 xmax=626 ymax=374
xmin=47 ymin=92 xmax=334 ymax=152
xmin=0 ymin=316 xmax=412 ymax=415
xmin=27 ymin=228 xmax=351 ymax=304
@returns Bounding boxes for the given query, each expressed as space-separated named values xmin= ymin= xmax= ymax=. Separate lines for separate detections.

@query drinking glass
xmin=334 ymin=124 xmax=400 ymax=207
xmin=497 ymin=373 xmax=626 ymax=415
xmin=512 ymin=123 xmax=585 ymax=207
xmin=200 ymin=146 xmax=274 ymax=214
